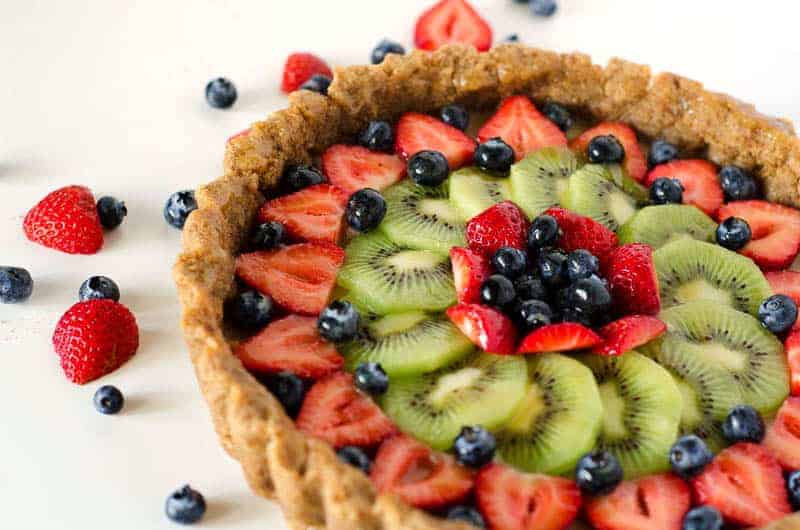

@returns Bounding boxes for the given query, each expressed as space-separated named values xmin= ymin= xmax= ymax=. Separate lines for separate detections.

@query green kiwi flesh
xmin=562 ymin=164 xmax=639 ymax=231
xmin=509 ymin=147 xmax=578 ymax=217
xmin=448 ymin=166 xmax=512 ymax=219
xmin=618 ymin=204 xmax=717 ymax=250
xmin=603 ymin=164 xmax=650 ymax=205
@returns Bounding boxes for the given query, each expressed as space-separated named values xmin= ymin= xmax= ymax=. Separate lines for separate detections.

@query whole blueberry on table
xmin=93 ymin=385 xmax=124 ymax=415
xmin=515 ymin=299 xmax=553 ymax=332
xmin=164 ymin=190 xmax=197 ymax=229
xmin=503 ymin=33 xmax=520 ymax=43
xmin=715 ymin=217 xmax=751 ymax=251
xmin=250 ymin=221 xmax=286 ymax=250
xmin=537 ymin=248 xmax=568 ymax=288
xmin=318 ymin=300 xmax=361 ymax=342
xmin=283 ymin=165 xmax=325 ymax=191
xmin=649 ymin=177 xmax=684 ymax=205
xmin=408 ymin=150 xmax=450 ymax=186
xmin=371 ymin=39 xmax=405 ymax=64
xmin=300 ymin=74 xmax=332 ymax=95
xmin=474 ymin=138 xmax=515 ymax=174
xmin=719 ymin=165 xmax=759 ymax=201
xmin=359 ymin=120 xmax=394 ymax=152
xmin=758 ymin=294 xmax=798 ymax=334
xmin=587 ymin=135 xmax=625 ymax=164
xmin=262 ymin=372 xmax=306 ymax=417
xmin=440 ymin=104 xmax=470 ymax=132
xmin=165 ymin=485 xmax=206 ymax=524
xmin=355 ymin=362 xmax=389 ymax=395
xmin=96 ymin=196 xmax=127 ymax=229
xmin=205 ymin=77 xmax=237 ymax=109
xmin=337 ymin=446 xmax=372 ymax=474
xmin=541 ymin=102 xmax=572 ymax=132
xmin=454 ymin=426 xmax=496 ymax=468
xmin=648 ymin=139 xmax=679 ymax=167
xmin=228 ymin=290 xmax=273 ymax=330
xmin=346 ymin=188 xmax=387 ymax=232
xmin=79 ymin=275 xmax=120 ymax=302
xmin=0 ymin=266 xmax=33 ymax=303
xmin=564 ymin=249 xmax=599 ymax=282
xmin=787 ymin=470 xmax=800 ymax=511
xmin=669 ymin=435 xmax=713 ymax=479
xmin=480 ymin=274 xmax=517 ymax=308
xmin=682 ymin=506 xmax=723 ymax=530
xmin=530 ymin=0 xmax=558 ymax=17
xmin=722 ymin=404 xmax=765 ymax=443
xmin=527 ymin=214 xmax=560 ymax=250
xmin=447 ymin=505 xmax=486 ymax=528
xmin=575 ymin=450 xmax=623 ymax=495
xmin=514 ymin=273 xmax=548 ymax=302
xmin=492 ymin=246 xmax=528 ymax=279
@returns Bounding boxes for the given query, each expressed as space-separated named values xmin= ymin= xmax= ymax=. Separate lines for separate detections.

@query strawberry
xmin=570 ymin=123 xmax=647 ymax=182
xmin=234 ymin=315 xmax=343 ymax=379
xmin=281 ymin=52 xmax=332 ymax=93
xmin=585 ymin=473 xmax=690 ymax=530
xmin=517 ymin=322 xmax=601 ymax=354
xmin=450 ymin=247 xmax=492 ymax=304
xmin=544 ymin=207 xmax=619 ymax=266
xmin=52 ymin=299 xmax=139 ymax=385
xmin=296 ymin=371 xmax=396 ymax=448
xmin=257 ymin=184 xmax=348 ymax=244
xmin=763 ymin=396 xmax=800 ymax=470
xmin=477 ymin=96 xmax=567 ymax=161
xmin=235 ymin=242 xmax=344 ymax=315
xmin=605 ymin=243 xmax=661 ymax=316
xmin=413 ymin=0 xmax=492 ymax=52
xmin=592 ymin=315 xmax=666 ymax=356
xmin=395 ymin=112 xmax=477 ymax=170
xmin=466 ymin=201 xmax=529 ymax=257
xmin=717 ymin=200 xmax=800 ymax=270
xmin=321 ymin=144 xmax=406 ymax=194
xmin=371 ymin=434 xmax=474 ymax=509
xmin=476 ymin=463 xmax=582 ymax=530
xmin=766 ymin=271 xmax=800 ymax=330
xmin=785 ymin=331 xmax=800 ymax=396
xmin=446 ymin=303 xmax=518 ymax=354
xmin=23 ymin=185 xmax=104 ymax=254
xmin=692 ymin=443 xmax=792 ymax=527
xmin=226 ymin=128 xmax=250 ymax=144
xmin=645 ymin=160 xmax=723 ymax=215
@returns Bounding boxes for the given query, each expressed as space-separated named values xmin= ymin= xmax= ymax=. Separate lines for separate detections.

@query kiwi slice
xmin=577 ymin=351 xmax=682 ymax=478
xmin=496 ymin=354 xmax=603 ymax=475
xmin=562 ymin=164 xmax=639 ymax=230
xmin=658 ymin=301 xmax=789 ymax=415
xmin=604 ymin=164 xmax=650 ymax=204
xmin=340 ymin=312 xmax=475 ymax=377
xmin=381 ymin=352 xmax=527 ymax=450
xmin=448 ymin=166 xmax=512 ymax=219
xmin=337 ymin=232 xmax=456 ymax=315
xmin=509 ymin=147 xmax=578 ymax=217
xmin=379 ymin=180 xmax=466 ymax=253
xmin=618 ymin=204 xmax=717 ymax=249
xmin=654 ymin=239 xmax=772 ymax=316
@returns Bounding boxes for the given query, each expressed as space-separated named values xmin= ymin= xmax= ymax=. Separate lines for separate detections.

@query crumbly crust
xmin=176 ymin=44 xmax=800 ymax=530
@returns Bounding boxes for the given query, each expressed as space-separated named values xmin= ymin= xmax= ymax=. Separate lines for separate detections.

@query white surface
xmin=1 ymin=1 xmax=799 ymax=529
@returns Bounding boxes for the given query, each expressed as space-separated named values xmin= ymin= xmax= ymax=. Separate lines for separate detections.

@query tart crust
xmin=175 ymin=44 xmax=800 ymax=530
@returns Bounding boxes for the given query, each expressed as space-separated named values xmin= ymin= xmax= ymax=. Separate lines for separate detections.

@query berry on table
xmin=355 ymin=362 xmax=389 ymax=395
xmin=359 ymin=121 xmax=394 ymax=152
xmin=165 ymin=485 xmax=206 ymax=525
xmin=164 ymin=190 xmax=197 ymax=229
xmin=96 ymin=196 xmax=127 ymax=229
xmin=491 ymin=247 xmax=528 ymax=279
xmin=669 ymin=435 xmax=713 ymax=479
xmin=407 ymin=150 xmax=450 ymax=186
xmin=371 ymin=39 xmax=405 ymax=64
xmin=93 ymin=385 xmax=124 ymax=415
xmin=587 ymin=135 xmax=625 ymax=164
xmin=79 ymin=275 xmax=120 ymax=302
xmin=23 ymin=185 xmax=104 ymax=254
xmin=541 ymin=102 xmax=572 ymax=132
xmin=454 ymin=425 xmax=496 ymax=468
xmin=205 ymin=77 xmax=237 ymax=109
xmin=0 ymin=266 xmax=33 ymax=303
xmin=300 ymin=74 xmax=332 ymax=95
xmin=719 ymin=165 xmax=759 ymax=201
xmin=283 ymin=165 xmax=325 ymax=191
xmin=317 ymin=300 xmax=361 ymax=342
xmin=440 ymin=104 xmax=470 ymax=132
xmin=722 ymin=405 xmax=765 ymax=443
xmin=515 ymin=299 xmax=553 ymax=332
xmin=682 ymin=506 xmax=724 ymax=530
xmin=758 ymin=294 xmax=799 ymax=334
xmin=564 ymin=249 xmax=600 ymax=282
xmin=337 ymin=446 xmax=372 ymax=473
xmin=530 ymin=0 xmax=558 ymax=17
xmin=787 ymin=470 xmax=800 ymax=510
xmin=527 ymin=214 xmax=560 ymax=250
xmin=345 ymin=188 xmax=387 ymax=233
xmin=715 ymin=217 xmax=751 ymax=251
xmin=474 ymin=138 xmax=515 ymax=174
xmin=650 ymin=177 xmax=684 ymax=204
xmin=447 ymin=505 xmax=486 ymax=528
xmin=575 ymin=450 xmax=623 ymax=495
xmin=648 ymin=139 xmax=679 ymax=167
xmin=480 ymin=274 xmax=517 ymax=309
xmin=228 ymin=290 xmax=273 ymax=330
xmin=262 ymin=372 xmax=306 ymax=417
xmin=250 ymin=221 xmax=286 ymax=250
xmin=514 ymin=274 xmax=548 ymax=302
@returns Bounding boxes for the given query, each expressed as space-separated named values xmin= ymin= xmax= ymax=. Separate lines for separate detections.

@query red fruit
xmin=645 ymin=160 xmax=723 ymax=215
xmin=446 ymin=303 xmax=518 ymax=355
xmin=763 ymin=396 xmax=800 ymax=469
xmin=52 ymin=300 xmax=139 ymax=385
xmin=413 ymin=0 xmax=492 ymax=52
xmin=395 ymin=112 xmax=477 ymax=170
xmin=450 ymin=247 xmax=492 ymax=304
xmin=466 ymin=201 xmax=529 ymax=257
xmin=257 ymin=184 xmax=348 ymax=244
xmin=544 ymin=207 xmax=619 ymax=266
xmin=226 ymin=128 xmax=250 ymax=144
xmin=517 ymin=323 xmax=601 ymax=354
xmin=785 ymin=331 xmax=800 ymax=396
xmin=23 ymin=185 xmax=104 ymax=255
xmin=692 ymin=443 xmax=791 ymax=527
xmin=717 ymin=200 xmax=800 ymax=270
xmin=321 ymin=145 xmax=406 ymax=194
xmin=477 ymin=96 xmax=567 ymax=161
xmin=766 ymin=271 xmax=800 ymax=330
xmin=592 ymin=315 xmax=666 ymax=356
xmin=605 ymin=244 xmax=661 ymax=316
xmin=371 ymin=434 xmax=474 ymax=509
xmin=296 ymin=372 xmax=396 ymax=448
xmin=235 ymin=242 xmax=344 ymax=315
xmin=281 ymin=52 xmax=332 ymax=93
xmin=586 ymin=473 xmax=690 ymax=530
xmin=234 ymin=315 xmax=343 ymax=379
xmin=570 ymin=122 xmax=647 ymax=182
xmin=476 ymin=463 xmax=582 ymax=530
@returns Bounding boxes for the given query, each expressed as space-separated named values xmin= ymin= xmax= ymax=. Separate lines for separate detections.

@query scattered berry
xmin=283 ymin=165 xmax=326 ymax=192
xmin=414 ymin=0 xmax=493 ymax=52
xmin=587 ymin=135 xmax=625 ymax=164
xmin=96 ymin=196 xmax=127 ymax=229
xmin=515 ymin=299 xmax=553 ymax=332
xmin=407 ymin=150 xmax=450 ymax=186
xmin=502 ymin=33 xmax=520 ymax=43
xmin=650 ymin=177 xmax=684 ymax=204
xmin=564 ymin=249 xmax=600 ymax=282
xmin=682 ymin=506 xmax=724 ymax=530
xmin=440 ymin=104 xmax=469 ymax=131
xmin=514 ymin=274 xmax=548 ymax=302
xmin=164 ymin=190 xmax=197 ymax=229
xmin=670 ymin=435 xmax=713 ymax=479
xmin=474 ymin=137 xmax=515 ymax=174
xmin=454 ymin=425 xmax=496 ymax=468
xmin=250 ymin=221 xmax=286 ymax=250
xmin=300 ymin=74 xmax=332 ymax=95
xmin=93 ymin=385 xmax=124 ymax=415
xmin=345 ymin=188 xmax=387 ymax=233
xmin=758 ymin=294 xmax=798 ymax=334
xmin=466 ymin=201 xmax=529 ymax=257
xmin=480 ymin=274 xmax=517 ymax=309
xmin=529 ymin=0 xmax=557 ymax=16
xmin=262 ymin=372 xmax=306 ymax=417
xmin=537 ymin=248 xmax=568 ymax=288
xmin=722 ymin=405 xmax=765 ymax=443
xmin=491 ymin=247 xmax=528 ymax=279
xmin=281 ymin=52 xmax=332 ymax=93
xmin=355 ymin=362 xmax=389 ymax=395
xmin=359 ymin=121 xmax=394 ymax=152
xmin=205 ymin=77 xmax=237 ymax=108
xmin=370 ymin=39 xmax=405 ymax=64
xmin=24 ymin=185 xmax=104 ymax=254
xmin=318 ymin=300 xmax=361 ymax=342
xmin=575 ymin=450 xmax=623 ymax=495
xmin=0 ymin=266 xmax=33 ymax=303
xmin=648 ymin=139 xmax=679 ymax=167
xmin=79 ymin=275 xmax=120 ymax=302
xmin=715 ymin=217 xmax=751 ymax=251
xmin=786 ymin=471 xmax=800 ymax=511
xmin=165 ymin=485 xmax=206 ymax=525
xmin=719 ymin=165 xmax=759 ymax=201
xmin=228 ymin=290 xmax=273 ymax=330
xmin=446 ymin=505 xmax=486 ymax=528
xmin=337 ymin=446 xmax=372 ymax=473
xmin=527 ymin=214 xmax=560 ymax=250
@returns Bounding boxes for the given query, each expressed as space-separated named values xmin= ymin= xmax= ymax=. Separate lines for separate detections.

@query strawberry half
xmin=585 ymin=473 xmax=690 ymax=530
xmin=717 ymin=200 xmax=800 ymax=270
xmin=23 ymin=185 xmax=104 ymax=254
xmin=544 ymin=207 xmax=619 ymax=266
xmin=235 ymin=242 xmax=344 ymax=315
xmin=477 ymin=96 xmax=567 ymax=161
xmin=226 ymin=128 xmax=250 ymax=144
xmin=446 ymin=303 xmax=518 ymax=355
xmin=413 ymin=0 xmax=492 ymax=52
xmin=281 ymin=52 xmax=332 ymax=93
xmin=476 ymin=463 xmax=582 ymax=530
xmin=763 ymin=396 xmax=800 ymax=469
xmin=786 ymin=331 xmax=800 ymax=396
xmin=691 ymin=443 xmax=792 ymax=527
xmin=766 ymin=271 xmax=800 ymax=330
xmin=296 ymin=371 xmax=396 ymax=448
xmin=234 ymin=315 xmax=343 ymax=379
xmin=450 ymin=247 xmax=492 ymax=304
xmin=395 ymin=112 xmax=477 ymax=170
xmin=321 ymin=145 xmax=406 ymax=194
xmin=466 ymin=201 xmax=529 ymax=257
xmin=645 ymin=160 xmax=723 ymax=215
xmin=257 ymin=184 xmax=348 ymax=244
xmin=570 ymin=122 xmax=647 ymax=182
xmin=517 ymin=323 xmax=601 ymax=354
xmin=592 ymin=315 xmax=666 ymax=356
xmin=371 ymin=434 xmax=474 ymax=509
xmin=605 ymin=243 xmax=661 ymax=316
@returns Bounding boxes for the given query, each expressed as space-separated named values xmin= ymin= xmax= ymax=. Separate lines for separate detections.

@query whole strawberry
xmin=23 ymin=186 xmax=104 ymax=254
xmin=466 ymin=201 xmax=529 ymax=257
xmin=53 ymin=299 xmax=139 ymax=384
xmin=281 ymin=53 xmax=332 ymax=94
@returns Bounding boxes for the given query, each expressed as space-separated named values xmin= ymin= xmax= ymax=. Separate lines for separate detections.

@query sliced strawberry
xmin=413 ymin=0 xmax=492 ymax=52
xmin=517 ymin=323 xmax=601 ymax=354
xmin=450 ymin=247 xmax=492 ymax=304
xmin=477 ymin=96 xmax=567 ymax=161
xmin=257 ymin=184 xmax=348 ymax=244
xmin=544 ymin=207 xmax=619 ymax=266
xmin=570 ymin=122 xmax=647 ymax=182
xmin=645 ymin=160 xmax=723 ymax=215
xmin=717 ymin=200 xmax=800 ymax=270
xmin=763 ymin=396 xmax=800 ymax=469
xmin=281 ymin=52 xmax=332 ymax=93
xmin=371 ymin=434 xmax=474 ymax=509
xmin=605 ymin=243 xmax=661 ymax=316
xmin=446 ymin=303 xmax=517 ymax=355
xmin=766 ymin=271 xmax=800 ymax=330
xmin=592 ymin=315 xmax=666 ymax=356
xmin=786 ymin=331 xmax=800 ymax=396
xmin=466 ymin=201 xmax=529 ymax=257
xmin=476 ymin=463 xmax=582 ymax=530
xmin=692 ymin=443 xmax=792 ymax=527
xmin=585 ymin=473 xmax=690 ymax=530
xmin=227 ymin=128 xmax=250 ymax=144
xmin=321 ymin=144 xmax=406 ymax=194
xmin=296 ymin=371 xmax=396 ymax=448
xmin=235 ymin=242 xmax=344 ymax=315
xmin=395 ymin=112 xmax=477 ymax=170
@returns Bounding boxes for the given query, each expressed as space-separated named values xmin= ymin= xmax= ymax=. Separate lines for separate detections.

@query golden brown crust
xmin=176 ymin=44 xmax=800 ymax=530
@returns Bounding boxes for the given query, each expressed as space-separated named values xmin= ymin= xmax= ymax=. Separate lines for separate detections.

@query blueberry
xmin=722 ymin=405 xmax=765 ymax=443
xmin=515 ymin=299 xmax=553 ymax=332
xmin=648 ymin=140 xmax=679 ymax=167
xmin=337 ymin=446 xmax=372 ymax=473
xmin=786 ymin=470 xmax=800 ymax=510
xmin=560 ymin=307 xmax=594 ymax=327
xmin=537 ymin=249 xmax=568 ymax=288
xmin=440 ymin=105 xmax=470 ymax=132
xmin=93 ymin=385 xmax=124 ymax=415
xmin=650 ymin=177 xmax=684 ymax=204
xmin=480 ymin=274 xmax=517 ymax=308
xmin=715 ymin=217 xmax=751 ymax=251
xmin=454 ymin=426 xmax=496 ymax=468
xmin=228 ymin=290 xmax=273 ymax=330
xmin=79 ymin=276 xmax=120 ymax=302
xmin=205 ymin=77 xmax=237 ymax=109
xmin=346 ymin=188 xmax=387 ymax=233
xmin=355 ymin=362 xmax=389 ymax=395
xmin=587 ymin=135 xmax=625 ymax=164
xmin=514 ymin=274 xmax=548 ymax=301
xmin=474 ymin=138 xmax=515 ymax=174
xmin=575 ymin=450 xmax=623 ymax=495
xmin=669 ymin=435 xmax=713 ymax=479
xmin=408 ymin=150 xmax=450 ymax=186
xmin=165 ymin=485 xmax=206 ymax=525
xmin=250 ymin=221 xmax=286 ymax=250
xmin=503 ymin=34 xmax=521 ymax=43
xmin=447 ymin=505 xmax=486 ymax=528
xmin=758 ymin=294 xmax=798 ymax=334
xmin=96 ymin=196 xmax=127 ymax=229
xmin=300 ymin=74 xmax=332 ymax=95
xmin=541 ymin=102 xmax=572 ymax=132
xmin=530 ymin=0 xmax=558 ymax=17
xmin=719 ymin=165 xmax=759 ymax=202
xmin=558 ymin=277 xmax=612 ymax=320
xmin=0 ymin=266 xmax=33 ymax=304
xmin=359 ymin=120 xmax=394 ymax=152
xmin=371 ymin=39 xmax=405 ymax=64
xmin=283 ymin=165 xmax=325 ymax=192
xmin=318 ymin=300 xmax=361 ymax=342
xmin=682 ymin=506 xmax=724 ymax=530
xmin=527 ymin=215 xmax=560 ymax=250
xmin=492 ymin=247 xmax=528 ymax=279
xmin=564 ymin=249 xmax=600 ymax=282
xmin=262 ymin=372 xmax=306 ymax=417
xmin=164 ymin=190 xmax=197 ymax=229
